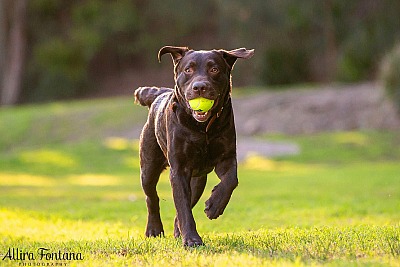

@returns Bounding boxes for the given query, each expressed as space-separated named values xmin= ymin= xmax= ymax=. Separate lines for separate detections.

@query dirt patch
xmin=237 ymin=138 xmax=299 ymax=161
xmin=233 ymin=82 xmax=400 ymax=136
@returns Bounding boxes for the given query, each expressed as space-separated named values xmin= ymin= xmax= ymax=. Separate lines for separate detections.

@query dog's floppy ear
xmin=220 ymin=48 xmax=254 ymax=69
xmin=158 ymin=46 xmax=190 ymax=65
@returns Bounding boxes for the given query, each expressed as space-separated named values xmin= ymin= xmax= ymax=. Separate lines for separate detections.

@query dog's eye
xmin=184 ymin=67 xmax=193 ymax=74
xmin=210 ymin=67 xmax=219 ymax=74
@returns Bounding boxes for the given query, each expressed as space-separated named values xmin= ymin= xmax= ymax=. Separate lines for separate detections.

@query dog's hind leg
xmin=174 ymin=175 xmax=207 ymax=238
xmin=140 ymin=126 xmax=167 ymax=237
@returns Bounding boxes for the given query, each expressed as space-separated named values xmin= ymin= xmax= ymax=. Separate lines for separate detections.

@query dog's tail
xmin=134 ymin=87 xmax=173 ymax=108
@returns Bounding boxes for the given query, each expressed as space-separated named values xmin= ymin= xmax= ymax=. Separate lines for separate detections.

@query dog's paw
xmin=204 ymin=191 xmax=231 ymax=220
xmin=145 ymin=228 xmax=164 ymax=237
xmin=183 ymin=235 xmax=204 ymax=247
xmin=204 ymin=196 xmax=226 ymax=220
xmin=145 ymin=222 xmax=165 ymax=237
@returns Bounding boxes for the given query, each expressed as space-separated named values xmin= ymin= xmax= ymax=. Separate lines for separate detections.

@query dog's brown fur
xmin=135 ymin=46 xmax=254 ymax=246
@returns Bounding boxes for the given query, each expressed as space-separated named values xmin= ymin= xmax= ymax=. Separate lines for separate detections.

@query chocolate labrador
xmin=134 ymin=46 xmax=254 ymax=246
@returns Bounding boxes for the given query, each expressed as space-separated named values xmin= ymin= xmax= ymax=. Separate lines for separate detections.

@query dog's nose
xmin=192 ymin=81 xmax=209 ymax=92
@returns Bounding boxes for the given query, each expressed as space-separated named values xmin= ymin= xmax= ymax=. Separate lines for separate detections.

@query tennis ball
xmin=188 ymin=97 xmax=214 ymax=112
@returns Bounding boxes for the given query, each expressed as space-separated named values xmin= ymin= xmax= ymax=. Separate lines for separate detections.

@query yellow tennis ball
xmin=188 ymin=97 xmax=214 ymax=112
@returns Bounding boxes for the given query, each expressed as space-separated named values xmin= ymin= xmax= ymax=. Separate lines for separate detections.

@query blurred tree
xmin=260 ymin=0 xmax=400 ymax=85
xmin=137 ymin=0 xmax=219 ymax=59
xmin=1 ymin=0 xmax=399 ymax=105
xmin=24 ymin=0 xmax=140 ymax=102
xmin=0 ymin=1 xmax=5 ymax=95
xmin=335 ymin=0 xmax=400 ymax=81
xmin=0 ymin=0 xmax=27 ymax=105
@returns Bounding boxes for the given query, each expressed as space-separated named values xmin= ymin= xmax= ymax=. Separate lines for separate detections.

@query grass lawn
xmin=0 ymin=97 xmax=399 ymax=266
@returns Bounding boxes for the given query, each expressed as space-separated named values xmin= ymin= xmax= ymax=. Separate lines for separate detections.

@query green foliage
xmin=331 ymin=1 xmax=400 ymax=82
xmin=31 ymin=38 xmax=87 ymax=100
xmin=25 ymin=0 xmax=140 ymax=102
xmin=249 ymin=1 xmax=400 ymax=85
xmin=380 ymin=44 xmax=400 ymax=114
xmin=17 ymin=0 xmax=400 ymax=102
xmin=262 ymin=46 xmax=309 ymax=85
xmin=1 ymin=97 xmax=400 ymax=265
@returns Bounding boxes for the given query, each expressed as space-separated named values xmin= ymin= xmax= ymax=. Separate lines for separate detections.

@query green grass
xmin=0 ymin=96 xmax=399 ymax=266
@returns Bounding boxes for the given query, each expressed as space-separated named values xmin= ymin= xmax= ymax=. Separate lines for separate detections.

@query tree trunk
xmin=1 ymin=0 xmax=27 ymax=106
xmin=0 ymin=0 xmax=7 ymax=95
xmin=322 ymin=0 xmax=337 ymax=82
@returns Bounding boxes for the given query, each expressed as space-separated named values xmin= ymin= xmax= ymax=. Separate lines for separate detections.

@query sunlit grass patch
xmin=266 ymin=131 xmax=400 ymax=163
xmin=19 ymin=149 xmax=77 ymax=167
xmin=0 ymin=173 xmax=56 ymax=187
xmin=104 ymin=137 xmax=139 ymax=151
xmin=0 ymin=140 xmax=140 ymax=176
xmin=332 ymin=131 xmax=369 ymax=146
xmin=242 ymin=154 xmax=323 ymax=173
xmin=2 ymin=226 xmax=397 ymax=266
xmin=0 ymin=208 xmax=138 ymax=242
xmin=67 ymin=174 xmax=121 ymax=186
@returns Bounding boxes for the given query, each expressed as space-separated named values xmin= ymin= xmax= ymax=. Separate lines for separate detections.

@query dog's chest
xmin=166 ymin=131 xmax=222 ymax=176
xmin=186 ymin=138 xmax=217 ymax=176
xmin=184 ymin=133 xmax=233 ymax=176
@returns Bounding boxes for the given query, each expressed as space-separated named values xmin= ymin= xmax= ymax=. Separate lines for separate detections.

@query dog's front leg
xmin=205 ymin=157 xmax=238 ymax=220
xmin=170 ymin=169 xmax=204 ymax=246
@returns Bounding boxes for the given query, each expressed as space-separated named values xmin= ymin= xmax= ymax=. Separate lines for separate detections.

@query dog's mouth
xmin=191 ymin=110 xmax=212 ymax=122
xmin=186 ymin=99 xmax=215 ymax=122
xmin=186 ymin=96 xmax=219 ymax=123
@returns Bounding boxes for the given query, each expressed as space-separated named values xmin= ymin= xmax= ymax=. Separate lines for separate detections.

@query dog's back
xmin=134 ymin=87 xmax=173 ymax=108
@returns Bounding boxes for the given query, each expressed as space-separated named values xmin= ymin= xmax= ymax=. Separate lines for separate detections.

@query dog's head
xmin=159 ymin=46 xmax=254 ymax=122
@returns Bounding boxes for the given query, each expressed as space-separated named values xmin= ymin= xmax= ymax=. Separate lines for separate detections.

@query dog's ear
xmin=219 ymin=48 xmax=254 ymax=69
xmin=158 ymin=46 xmax=190 ymax=65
